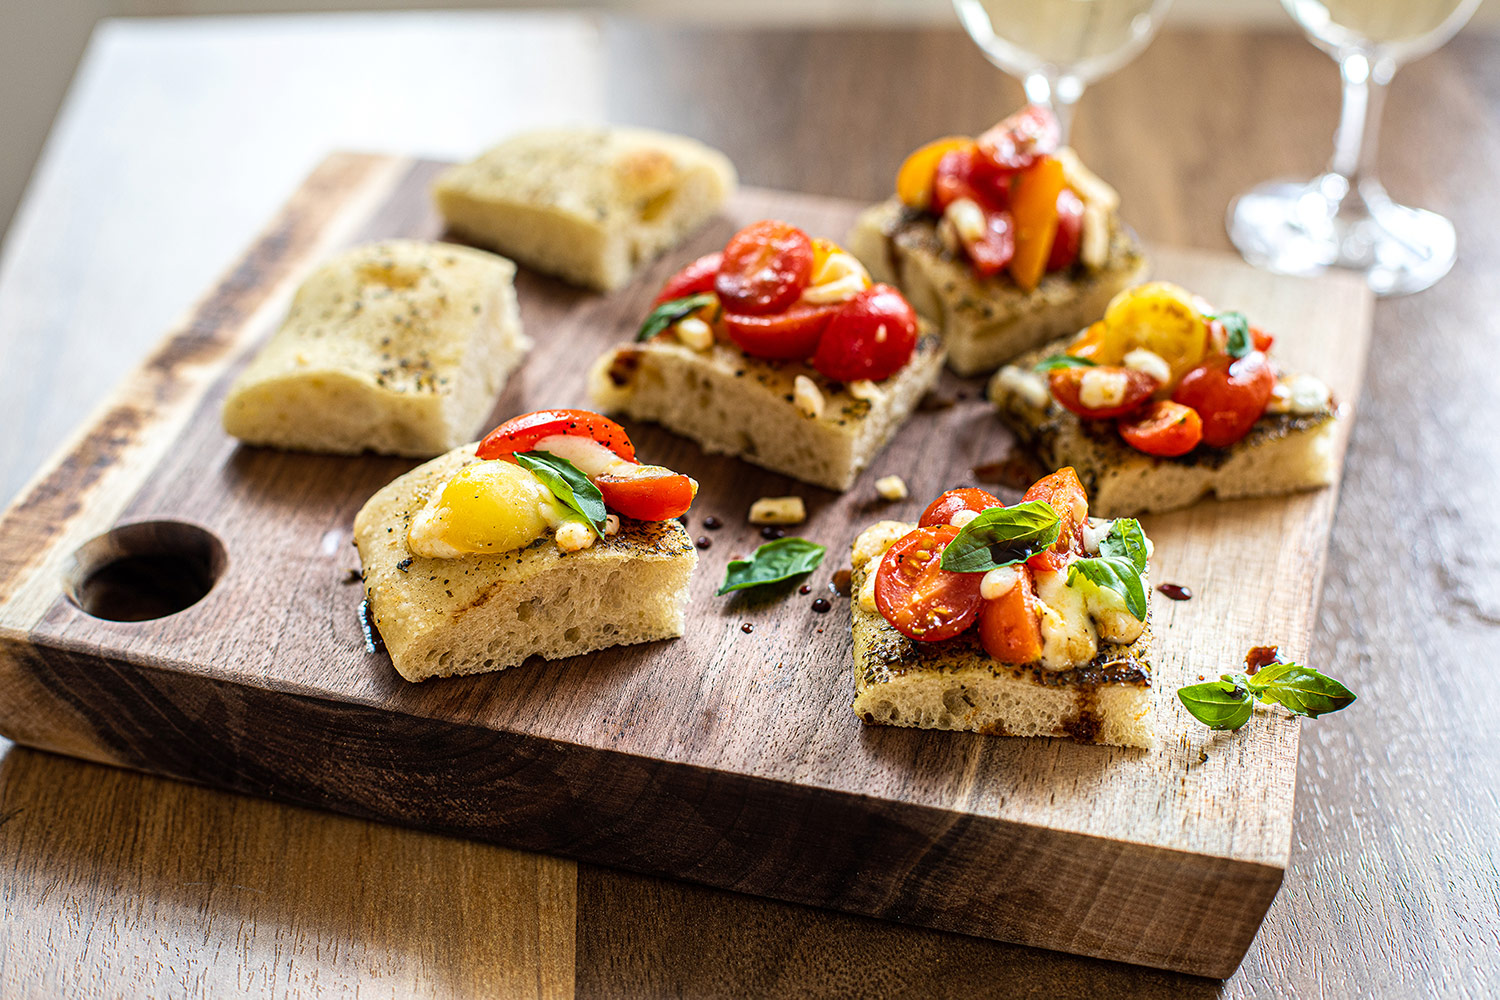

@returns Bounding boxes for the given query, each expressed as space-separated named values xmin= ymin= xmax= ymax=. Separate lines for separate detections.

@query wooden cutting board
xmin=0 ymin=153 xmax=1372 ymax=978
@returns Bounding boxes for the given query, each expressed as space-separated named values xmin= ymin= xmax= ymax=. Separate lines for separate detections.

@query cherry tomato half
xmin=477 ymin=409 xmax=636 ymax=463
xmin=653 ymin=252 xmax=722 ymax=306
xmin=976 ymin=105 xmax=1061 ymax=172
xmin=595 ymin=468 xmax=697 ymax=521
xmin=896 ymin=136 xmax=975 ymax=210
xmin=1172 ymin=351 xmax=1276 ymax=448
xmin=810 ymin=284 xmax=919 ymax=382
xmin=1048 ymin=365 xmax=1159 ymax=420
xmin=931 ymin=146 xmax=1012 ymax=215
xmin=918 ymin=488 xmax=1003 ymax=527
xmin=978 ymin=567 xmax=1044 ymax=665
xmin=714 ymin=221 xmax=814 ymax=316
xmin=874 ymin=525 xmax=983 ymax=642
xmin=1047 ymin=188 xmax=1084 ymax=271
xmin=961 ymin=208 xmax=1016 ymax=278
xmin=1118 ymin=400 xmax=1204 ymax=457
xmin=1022 ymin=467 xmax=1088 ymax=572
xmin=723 ymin=302 xmax=836 ymax=360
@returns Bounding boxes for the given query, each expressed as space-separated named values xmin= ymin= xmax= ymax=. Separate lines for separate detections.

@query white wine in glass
xmin=1228 ymin=0 xmax=1483 ymax=295
xmin=952 ymin=0 xmax=1175 ymax=144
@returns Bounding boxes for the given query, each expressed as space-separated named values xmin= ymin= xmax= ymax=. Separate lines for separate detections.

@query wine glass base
xmin=1227 ymin=177 xmax=1456 ymax=296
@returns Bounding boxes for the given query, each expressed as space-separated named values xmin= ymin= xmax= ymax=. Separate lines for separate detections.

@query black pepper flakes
xmin=396 ymin=558 xmax=412 ymax=573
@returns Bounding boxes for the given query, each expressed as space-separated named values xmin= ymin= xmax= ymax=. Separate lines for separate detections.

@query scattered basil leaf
xmin=1213 ymin=311 xmax=1253 ymax=359
xmin=1067 ymin=556 xmax=1148 ymax=621
xmin=940 ymin=501 xmax=1061 ymax=573
xmin=1033 ymin=355 xmax=1097 ymax=373
xmin=717 ymin=537 xmax=826 ymax=595
xmin=513 ymin=451 xmax=607 ymax=533
xmin=1098 ymin=517 xmax=1149 ymax=574
xmin=1177 ymin=674 xmax=1255 ymax=731
xmin=637 ymin=292 xmax=717 ymax=342
xmin=1248 ymin=661 xmax=1357 ymax=718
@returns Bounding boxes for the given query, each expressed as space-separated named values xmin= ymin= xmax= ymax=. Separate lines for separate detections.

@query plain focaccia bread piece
xmin=354 ymin=446 xmax=697 ymax=682
xmin=988 ymin=338 xmax=1340 ymax=518
xmin=222 ymin=240 xmax=528 ymax=457
xmin=849 ymin=522 xmax=1154 ymax=748
xmin=847 ymin=199 xmax=1148 ymax=376
xmin=587 ymin=335 xmax=945 ymax=492
xmin=433 ymin=127 xmax=737 ymax=292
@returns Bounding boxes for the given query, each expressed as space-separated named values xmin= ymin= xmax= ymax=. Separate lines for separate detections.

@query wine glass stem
xmin=1327 ymin=49 xmax=1394 ymax=211
xmin=1023 ymin=69 xmax=1082 ymax=146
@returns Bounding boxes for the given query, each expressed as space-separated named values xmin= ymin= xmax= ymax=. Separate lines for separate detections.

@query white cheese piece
xmin=800 ymin=251 xmax=871 ymax=305
xmin=603 ymin=514 xmax=620 ymax=537
xmin=944 ymin=197 xmax=987 ymax=245
xmin=675 ymin=316 xmax=714 ymax=351
xmin=1079 ymin=202 xmax=1111 ymax=270
xmin=1080 ymin=576 xmax=1147 ymax=645
xmin=1123 ymin=348 xmax=1171 ymax=385
xmin=858 ymin=569 xmax=880 ymax=613
xmin=995 ymin=365 xmax=1051 ymax=410
xmin=851 ymin=521 xmax=913 ymax=569
xmin=1080 ymin=517 xmax=1115 ymax=555
xmin=1056 ymin=147 xmax=1120 ymax=212
xmin=533 ymin=433 xmax=634 ymax=478
xmin=1033 ymin=566 xmax=1099 ymax=671
xmin=980 ymin=565 xmax=1022 ymax=601
xmin=949 ymin=508 xmax=980 ymax=529
xmin=1078 ymin=368 xmax=1129 ymax=409
xmin=405 ymin=508 xmax=467 ymax=560
xmin=555 ymin=519 xmax=597 ymax=553
xmin=793 ymin=374 xmax=825 ymax=420
xmin=875 ymin=475 xmax=909 ymax=501
xmin=848 ymin=379 xmax=884 ymax=402
xmin=749 ymin=496 xmax=806 ymax=525
xmin=1266 ymin=373 xmax=1332 ymax=415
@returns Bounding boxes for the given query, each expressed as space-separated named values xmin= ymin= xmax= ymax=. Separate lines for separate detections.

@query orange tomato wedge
xmin=1067 ymin=320 xmax=1108 ymax=361
xmin=1007 ymin=156 xmax=1066 ymax=291
xmin=978 ymin=567 xmax=1044 ymax=664
xmin=896 ymin=136 xmax=976 ymax=210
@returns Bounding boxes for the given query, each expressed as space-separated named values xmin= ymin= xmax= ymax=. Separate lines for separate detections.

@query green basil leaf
xmin=637 ymin=292 xmax=717 ymax=342
xmin=1033 ymin=354 xmax=1097 ymax=373
xmin=1177 ymin=674 xmax=1255 ymax=730
xmin=513 ymin=451 xmax=607 ymax=533
xmin=717 ymin=537 xmax=826 ymax=595
xmin=1213 ymin=311 xmax=1253 ymax=359
xmin=1247 ymin=662 xmax=1357 ymax=718
xmin=1099 ymin=517 xmax=1149 ymax=574
xmin=939 ymin=501 xmax=1061 ymax=573
xmin=1067 ymin=555 xmax=1148 ymax=621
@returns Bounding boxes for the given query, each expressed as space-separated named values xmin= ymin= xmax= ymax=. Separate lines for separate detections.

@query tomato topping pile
xmin=1036 ymin=283 xmax=1291 ymax=456
xmin=645 ymin=220 xmax=920 ymax=382
xmin=477 ymin=410 xmax=695 ymax=521
xmin=896 ymin=105 xmax=1087 ymax=291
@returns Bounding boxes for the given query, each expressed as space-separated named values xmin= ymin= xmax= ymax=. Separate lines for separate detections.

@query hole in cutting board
xmin=63 ymin=521 xmax=227 ymax=622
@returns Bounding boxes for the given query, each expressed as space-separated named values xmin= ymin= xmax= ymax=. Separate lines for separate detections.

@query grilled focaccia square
xmin=222 ymin=240 xmax=527 ymax=458
xmin=433 ymin=127 xmax=737 ymax=291
xmin=354 ymin=445 xmax=696 ymax=683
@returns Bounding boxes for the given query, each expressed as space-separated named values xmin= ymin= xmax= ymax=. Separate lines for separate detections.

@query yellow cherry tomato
xmin=1098 ymin=281 xmax=1210 ymax=385
xmin=896 ymin=136 xmax=976 ymax=210
xmin=407 ymin=460 xmax=559 ymax=557
xmin=1066 ymin=321 xmax=1108 ymax=361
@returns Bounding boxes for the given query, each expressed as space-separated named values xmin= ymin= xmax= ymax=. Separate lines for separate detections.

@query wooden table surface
xmin=1 ymin=13 xmax=1497 ymax=999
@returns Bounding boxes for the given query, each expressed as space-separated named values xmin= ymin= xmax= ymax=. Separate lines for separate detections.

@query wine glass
xmin=1228 ymin=0 xmax=1483 ymax=296
xmin=952 ymin=0 xmax=1175 ymax=144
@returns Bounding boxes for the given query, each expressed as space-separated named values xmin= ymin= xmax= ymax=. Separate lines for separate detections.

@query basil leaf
xmin=637 ymin=292 xmax=717 ymax=342
xmin=1214 ymin=311 xmax=1253 ymax=359
xmin=1177 ymin=674 xmax=1255 ymax=730
xmin=717 ymin=537 xmax=826 ymax=595
xmin=940 ymin=501 xmax=1061 ymax=573
xmin=1033 ymin=354 xmax=1097 ymax=373
xmin=1067 ymin=555 xmax=1148 ymax=621
xmin=1099 ymin=517 xmax=1149 ymax=574
xmin=513 ymin=451 xmax=607 ymax=533
xmin=1247 ymin=662 xmax=1357 ymax=718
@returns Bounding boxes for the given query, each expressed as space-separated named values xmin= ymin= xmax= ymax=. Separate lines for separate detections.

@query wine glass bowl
xmin=1229 ymin=0 xmax=1483 ymax=296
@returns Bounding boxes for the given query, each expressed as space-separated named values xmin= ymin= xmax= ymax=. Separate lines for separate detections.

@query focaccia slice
xmin=354 ymin=445 xmax=696 ymax=682
xmin=222 ymin=240 xmax=527 ymax=457
xmin=850 ymin=521 xmax=1154 ymax=748
xmin=587 ymin=334 xmax=945 ymax=492
xmin=433 ymin=127 xmax=737 ymax=291
xmin=848 ymin=199 xmax=1147 ymax=376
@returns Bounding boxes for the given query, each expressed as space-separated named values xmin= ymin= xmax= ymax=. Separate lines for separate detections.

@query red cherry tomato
xmin=977 ymin=105 xmax=1061 ymax=172
xmin=722 ymin=302 xmax=837 ymax=360
xmin=1047 ymin=365 xmax=1159 ymax=420
xmin=1118 ymin=400 xmax=1204 ymax=457
xmin=810 ymin=284 xmax=919 ymax=382
xmin=1047 ymin=188 xmax=1084 ymax=271
xmin=918 ymin=488 xmax=1003 ymax=527
xmin=477 ymin=409 xmax=636 ymax=463
xmin=714 ymin=221 xmax=814 ymax=316
xmin=978 ymin=567 xmax=1044 ymax=664
xmin=931 ymin=146 xmax=1012 ymax=215
xmin=595 ymin=468 xmax=696 ymax=521
xmin=1022 ymin=467 xmax=1088 ymax=572
xmin=1172 ymin=351 xmax=1276 ymax=448
xmin=1252 ymin=328 xmax=1274 ymax=353
xmin=962 ymin=208 xmax=1017 ymax=278
xmin=653 ymin=252 xmax=722 ymax=306
xmin=873 ymin=525 xmax=983 ymax=642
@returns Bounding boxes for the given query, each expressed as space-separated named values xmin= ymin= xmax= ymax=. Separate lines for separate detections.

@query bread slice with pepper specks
xmin=847 ymin=199 xmax=1147 ymax=376
xmin=587 ymin=334 xmax=945 ymax=492
xmin=433 ymin=127 xmax=736 ymax=291
xmin=354 ymin=445 xmax=696 ymax=682
xmin=849 ymin=520 xmax=1154 ymax=748
xmin=222 ymin=239 xmax=528 ymax=458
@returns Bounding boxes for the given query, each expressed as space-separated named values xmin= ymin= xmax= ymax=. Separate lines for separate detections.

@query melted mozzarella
xmin=1033 ymin=566 xmax=1098 ymax=671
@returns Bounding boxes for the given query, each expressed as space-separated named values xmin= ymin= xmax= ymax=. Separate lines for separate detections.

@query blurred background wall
xmin=0 ymin=0 xmax=1493 ymax=245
